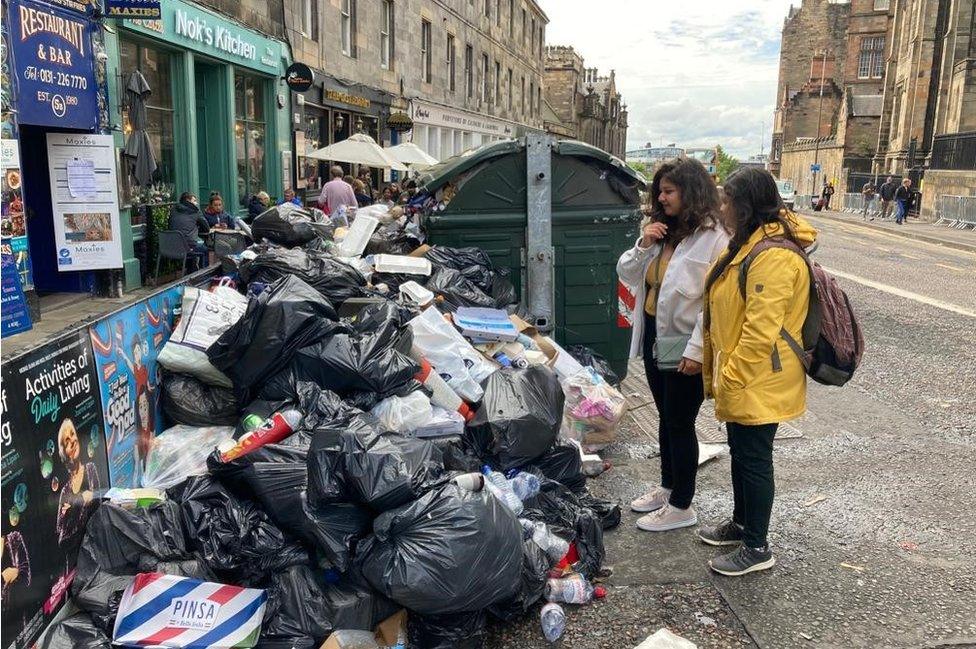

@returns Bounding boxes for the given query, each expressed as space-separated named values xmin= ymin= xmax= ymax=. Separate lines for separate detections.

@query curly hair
xmin=647 ymin=157 xmax=722 ymax=244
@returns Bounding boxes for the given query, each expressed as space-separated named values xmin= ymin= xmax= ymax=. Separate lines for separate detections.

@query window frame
xmin=494 ymin=60 xmax=500 ymax=105
xmin=447 ymin=34 xmax=456 ymax=93
xmin=507 ymin=68 xmax=513 ymax=110
xmin=380 ymin=0 xmax=393 ymax=70
xmin=421 ymin=19 xmax=432 ymax=83
xmin=529 ymin=80 xmax=534 ymax=117
xmin=465 ymin=44 xmax=474 ymax=98
xmin=530 ymin=17 xmax=535 ymax=52
xmin=873 ymin=0 xmax=890 ymax=10
xmin=857 ymin=35 xmax=885 ymax=79
xmin=300 ymin=0 xmax=317 ymax=39
xmin=481 ymin=53 xmax=490 ymax=103
xmin=340 ymin=0 xmax=357 ymax=58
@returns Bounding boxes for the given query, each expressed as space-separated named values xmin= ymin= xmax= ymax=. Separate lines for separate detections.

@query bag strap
xmin=738 ymin=237 xmax=817 ymax=371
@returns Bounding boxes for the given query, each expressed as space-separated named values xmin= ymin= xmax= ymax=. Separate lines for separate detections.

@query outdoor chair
xmin=154 ymin=230 xmax=206 ymax=285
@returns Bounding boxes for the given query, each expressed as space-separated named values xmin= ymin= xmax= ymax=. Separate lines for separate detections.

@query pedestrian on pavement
xmin=894 ymin=178 xmax=912 ymax=224
xmin=878 ymin=176 xmax=897 ymax=219
xmin=168 ymin=192 xmax=210 ymax=268
xmin=317 ymin=165 xmax=358 ymax=216
xmin=698 ymin=167 xmax=817 ymax=576
xmin=616 ymin=158 xmax=730 ymax=533
xmin=861 ymin=181 xmax=876 ymax=220
xmin=821 ymin=181 xmax=835 ymax=210
xmin=353 ymin=179 xmax=373 ymax=207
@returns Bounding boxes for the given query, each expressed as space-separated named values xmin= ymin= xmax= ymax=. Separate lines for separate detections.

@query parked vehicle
xmin=776 ymin=179 xmax=797 ymax=210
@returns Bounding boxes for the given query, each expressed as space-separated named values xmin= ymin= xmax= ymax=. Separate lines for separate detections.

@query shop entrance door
xmin=194 ymin=62 xmax=230 ymax=204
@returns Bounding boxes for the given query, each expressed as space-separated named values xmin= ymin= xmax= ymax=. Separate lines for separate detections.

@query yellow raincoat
xmin=703 ymin=214 xmax=817 ymax=425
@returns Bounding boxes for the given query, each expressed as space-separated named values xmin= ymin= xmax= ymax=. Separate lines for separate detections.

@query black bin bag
xmin=567 ymin=344 xmax=620 ymax=386
xmin=305 ymin=403 xmax=383 ymax=508
xmin=465 ymin=366 xmax=565 ymax=471
xmin=426 ymin=266 xmax=496 ymax=309
xmin=341 ymin=431 xmax=445 ymax=512
xmin=407 ymin=610 xmax=487 ymax=649
xmin=260 ymin=565 xmax=335 ymax=649
xmin=39 ymin=613 xmax=111 ymax=649
xmin=169 ymin=475 xmax=308 ymax=584
xmin=250 ymin=206 xmax=318 ymax=247
xmin=239 ymin=246 xmax=366 ymax=306
xmin=71 ymin=501 xmax=212 ymax=631
xmin=521 ymin=480 xmax=605 ymax=579
xmin=302 ymin=498 xmax=373 ymax=572
xmin=161 ymin=371 xmax=239 ymax=427
xmin=207 ymin=275 xmax=340 ymax=401
xmin=529 ymin=444 xmax=586 ymax=493
xmin=358 ymin=483 xmax=522 ymax=615
xmin=488 ymin=538 xmax=553 ymax=622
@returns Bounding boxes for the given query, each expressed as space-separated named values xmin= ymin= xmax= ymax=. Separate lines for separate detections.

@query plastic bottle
xmin=544 ymin=574 xmax=607 ymax=604
xmin=482 ymin=466 xmax=523 ymax=515
xmin=217 ymin=409 xmax=302 ymax=462
xmin=540 ymin=603 xmax=566 ymax=642
xmin=521 ymin=520 xmax=570 ymax=563
xmin=414 ymin=357 xmax=474 ymax=421
xmin=509 ymin=472 xmax=541 ymax=502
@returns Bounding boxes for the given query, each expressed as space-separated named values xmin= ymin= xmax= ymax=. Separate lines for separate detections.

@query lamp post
xmin=812 ymin=48 xmax=828 ymax=197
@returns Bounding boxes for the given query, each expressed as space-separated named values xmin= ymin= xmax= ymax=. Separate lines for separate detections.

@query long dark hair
xmin=647 ymin=157 xmax=722 ymax=244
xmin=706 ymin=167 xmax=796 ymax=289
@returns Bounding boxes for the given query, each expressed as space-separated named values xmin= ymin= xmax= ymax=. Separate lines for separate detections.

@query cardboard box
xmin=318 ymin=610 xmax=407 ymax=649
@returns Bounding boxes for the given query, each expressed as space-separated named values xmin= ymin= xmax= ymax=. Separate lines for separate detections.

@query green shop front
xmin=105 ymin=0 xmax=291 ymax=289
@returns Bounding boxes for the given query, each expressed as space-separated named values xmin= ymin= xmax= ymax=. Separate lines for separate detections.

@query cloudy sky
xmin=540 ymin=0 xmax=796 ymax=159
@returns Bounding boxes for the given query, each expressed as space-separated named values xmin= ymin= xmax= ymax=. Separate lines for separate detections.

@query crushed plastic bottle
xmin=482 ymin=465 xmax=523 ymax=515
xmin=540 ymin=602 xmax=566 ymax=642
xmin=521 ymin=519 xmax=570 ymax=563
xmin=544 ymin=573 xmax=607 ymax=604
xmin=509 ymin=472 xmax=541 ymax=502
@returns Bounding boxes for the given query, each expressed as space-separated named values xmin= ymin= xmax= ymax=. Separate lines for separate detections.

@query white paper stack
xmin=454 ymin=307 xmax=519 ymax=342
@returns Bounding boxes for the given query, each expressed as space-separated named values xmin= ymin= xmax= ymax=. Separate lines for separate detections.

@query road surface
xmin=487 ymin=214 xmax=976 ymax=648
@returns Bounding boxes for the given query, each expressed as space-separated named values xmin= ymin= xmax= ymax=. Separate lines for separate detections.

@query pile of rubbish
xmin=50 ymin=201 xmax=628 ymax=649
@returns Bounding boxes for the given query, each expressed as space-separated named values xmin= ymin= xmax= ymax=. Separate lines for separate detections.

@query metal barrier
xmin=841 ymin=193 xmax=882 ymax=217
xmin=795 ymin=194 xmax=814 ymax=211
xmin=934 ymin=195 xmax=976 ymax=230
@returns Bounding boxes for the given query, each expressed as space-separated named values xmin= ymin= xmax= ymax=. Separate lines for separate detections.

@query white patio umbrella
xmin=306 ymin=132 xmax=408 ymax=171
xmin=387 ymin=141 xmax=440 ymax=169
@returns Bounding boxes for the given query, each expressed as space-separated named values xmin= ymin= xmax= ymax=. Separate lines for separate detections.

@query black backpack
xmin=739 ymin=238 xmax=865 ymax=386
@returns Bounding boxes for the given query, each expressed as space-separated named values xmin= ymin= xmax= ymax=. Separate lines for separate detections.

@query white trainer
xmin=630 ymin=486 xmax=671 ymax=513
xmin=636 ymin=504 xmax=698 ymax=532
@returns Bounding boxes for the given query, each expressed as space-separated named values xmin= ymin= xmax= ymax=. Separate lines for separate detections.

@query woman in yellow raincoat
xmin=698 ymin=167 xmax=817 ymax=577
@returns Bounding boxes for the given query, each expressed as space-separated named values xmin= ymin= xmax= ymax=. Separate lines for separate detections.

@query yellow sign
xmin=325 ymin=90 xmax=370 ymax=109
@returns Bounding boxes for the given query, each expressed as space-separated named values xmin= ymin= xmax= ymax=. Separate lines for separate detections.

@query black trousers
xmin=727 ymin=422 xmax=778 ymax=548
xmin=642 ymin=317 xmax=704 ymax=509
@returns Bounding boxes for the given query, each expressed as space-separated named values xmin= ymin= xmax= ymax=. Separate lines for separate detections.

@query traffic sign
xmin=810 ymin=163 xmax=822 ymax=172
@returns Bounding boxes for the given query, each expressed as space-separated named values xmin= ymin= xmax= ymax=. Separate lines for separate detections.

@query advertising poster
xmin=89 ymin=286 xmax=181 ymax=488
xmin=1 ymin=137 xmax=33 ymax=292
xmin=0 ymin=331 xmax=109 ymax=649
xmin=1 ymin=251 xmax=32 ymax=338
xmin=46 ymin=133 xmax=123 ymax=271
xmin=6 ymin=0 xmax=99 ymax=130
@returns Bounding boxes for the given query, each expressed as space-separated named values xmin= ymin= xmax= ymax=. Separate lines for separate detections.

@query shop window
xmin=301 ymin=113 xmax=323 ymax=191
xmin=421 ymin=20 xmax=432 ymax=83
xmin=119 ymin=38 xmax=175 ymax=205
xmin=380 ymin=0 xmax=393 ymax=70
xmin=465 ymin=44 xmax=474 ymax=98
xmin=447 ymin=34 xmax=456 ymax=92
xmin=341 ymin=0 xmax=357 ymax=58
xmin=234 ymin=74 xmax=267 ymax=201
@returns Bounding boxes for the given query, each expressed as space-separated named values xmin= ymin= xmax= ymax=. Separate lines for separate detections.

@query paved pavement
xmin=487 ymin=215 xmax=976 ymax=648
xmin=800 ymin=208 xmax=976 ymax=253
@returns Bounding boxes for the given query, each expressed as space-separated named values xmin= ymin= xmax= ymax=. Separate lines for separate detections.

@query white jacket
xmin=616 ymin=224 xmax=730 ymax=362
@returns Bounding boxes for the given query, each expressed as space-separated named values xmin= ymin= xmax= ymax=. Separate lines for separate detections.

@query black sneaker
xmin=697 ymin=519 xmax=743 ymax=547
xmin=709 ymin=545 xmax=776 ymax=576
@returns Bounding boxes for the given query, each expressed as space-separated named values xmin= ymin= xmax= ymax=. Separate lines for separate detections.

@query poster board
xmin=46 ymin=133 xmax=123 ymax=271
xmin=2 ymin=136 xmax=33 ymax=291
xmin=89 ymin=286 xmax=181 ymax=488
xmin=0 ymin=331 xmax=109 ymax=649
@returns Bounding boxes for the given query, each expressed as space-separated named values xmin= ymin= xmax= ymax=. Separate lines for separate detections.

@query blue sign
xmin=810 ymin=163 xmax=822 ymax=173
xmin=1 ymin=246 xmax=33 ymax=337
xmin=105 ymin=0 xmax=161 ymax=19
xmin=7 ymin=0 xmax=99 ymax=130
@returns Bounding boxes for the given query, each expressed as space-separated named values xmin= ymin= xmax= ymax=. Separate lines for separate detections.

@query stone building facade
xmin=543 ymin=46 xmax=629 ymax=158
xmin=282 ymin=0 xmax=548 ymax=181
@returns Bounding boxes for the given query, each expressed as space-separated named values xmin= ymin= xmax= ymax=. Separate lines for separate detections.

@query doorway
xmin=193 ymin=62 xmax=230 ymax=205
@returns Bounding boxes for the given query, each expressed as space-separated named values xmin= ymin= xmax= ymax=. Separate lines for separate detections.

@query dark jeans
xmin=642 ymin=317 xmax=704 ymax=509
xmin=727 ymin=422 xmax=778 ymax=548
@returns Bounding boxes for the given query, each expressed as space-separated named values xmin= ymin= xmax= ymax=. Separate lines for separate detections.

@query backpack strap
xmin=738 ymin=237 xmax=817 ymax=371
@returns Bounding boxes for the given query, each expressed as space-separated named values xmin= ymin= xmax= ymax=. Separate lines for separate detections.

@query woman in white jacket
xmin=616 ymin=158 xmax=730 ymax=532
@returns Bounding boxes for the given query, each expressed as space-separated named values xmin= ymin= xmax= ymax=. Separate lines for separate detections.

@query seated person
xmin=203 ymin=192 xmax=235 ymax=229
xmin=353 ymin=179 xmax=372 ymax=207
xmin=377 ymin=187 xmax=395 ymax=208
xmin=246 ymin=191 xmax=271 ymax=220
xmin=168 ymin=192 xmax=210 ymax=266
xmin=279 ymin=187 xmax=302 ymax=207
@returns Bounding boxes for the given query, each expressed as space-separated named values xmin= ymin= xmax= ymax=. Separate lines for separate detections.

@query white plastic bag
xmin=408 ymin=307 xmax=497 ymax=402
xmin=560 ymin=368 xmax=626 ymax=450
xmin=158 ymin=285 xmax=248 ymax=387
xmin=371 ymin=391 xmax=433 ymax=433
xmin=141 ymin=425 xmax=234 ymax=489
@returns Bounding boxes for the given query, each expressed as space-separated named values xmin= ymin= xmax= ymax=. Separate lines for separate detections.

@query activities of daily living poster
xmin=89 ymin=286 xmax=182 ymax=488
xmin=46 ymin=133 xmax=124 ymax=271
xmin=0 ymin=331 xmax=109 ymax=649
